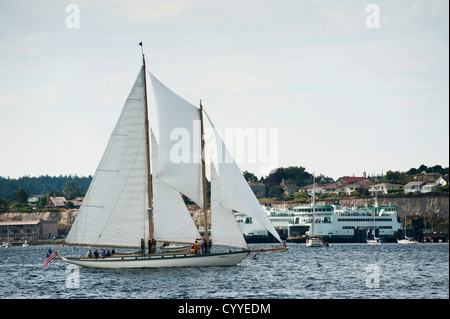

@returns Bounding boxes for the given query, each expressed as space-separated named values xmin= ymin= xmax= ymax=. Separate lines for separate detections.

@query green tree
xmin=63 ymin=181 xmax=81 ymax=200
xmin=268 ymin=186 xmax=285 ymax=199
xmin=14 ymin=188 xmax=28 ymax=204
xmin=384 ymin=170 xmax=400 ymax=184
xmin=0 ymin=197 xmax=9 ymax=212
xmin=243 ymin=170 xmax=258 ymax=182
xmin=38 ymin=195 xmax=48 ymax=208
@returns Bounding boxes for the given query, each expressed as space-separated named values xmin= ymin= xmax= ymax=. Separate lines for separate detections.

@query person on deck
xmin=140 ymin=238 xmax=145 ymax=256
xmin=194 ymin=240 xmax=199 ymax=255
xmin=151 ymin=237 xmax=157 ymax=254
xmin=202 ymin=239 xmax=207 ymax=255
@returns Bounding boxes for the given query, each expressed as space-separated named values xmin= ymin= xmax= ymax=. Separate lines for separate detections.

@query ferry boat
xmin=236 ymin=202 xmax=402 ymax=243
xmin=289 ymin=202 xmax=402 ymax=243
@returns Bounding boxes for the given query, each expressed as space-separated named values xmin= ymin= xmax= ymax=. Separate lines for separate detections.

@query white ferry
xmin=289 ymin=202 xmax=402 ymax=243
xmin=236 ymin=203 xmax=403 ymax=243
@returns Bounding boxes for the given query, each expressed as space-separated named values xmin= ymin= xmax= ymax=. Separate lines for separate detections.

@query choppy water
xmin=0 ymin=243 xmax=448 ymax=299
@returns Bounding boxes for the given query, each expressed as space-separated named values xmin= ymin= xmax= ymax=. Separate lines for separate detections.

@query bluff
xmin=266 ymin=193 xmax=449 ymax=218
xmin=321 ymin=194 xmax=449 ymax=218
xmin=1 ymin=194 xmax=448 ymax=228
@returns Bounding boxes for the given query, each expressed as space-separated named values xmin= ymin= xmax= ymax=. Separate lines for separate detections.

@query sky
xmin=0 ymin=0 xmax=448 ymax=180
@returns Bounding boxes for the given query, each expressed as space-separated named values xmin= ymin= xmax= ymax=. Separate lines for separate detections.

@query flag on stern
xmin=43 ymin=248 xmax=57 ymax=268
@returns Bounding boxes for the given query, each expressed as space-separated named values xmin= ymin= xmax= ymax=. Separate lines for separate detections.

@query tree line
xmin=245 ymin=164 xmax=449 ymax=200
xmin=0 ymin=175 xmax=92 ymax=201
xmin=0 ymin=164 xmax=447 ymax=211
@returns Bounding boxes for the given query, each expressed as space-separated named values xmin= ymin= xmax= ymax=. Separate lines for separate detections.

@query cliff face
xmin=268 ymin=194 xmax=448 ymax=218
xmin=1 ymin=194 xmax=448 ymax=225
xmin=0 ymin=209 xmax=78 ymax=224
xmin=322 ymin=195 xmax=449 ymax=218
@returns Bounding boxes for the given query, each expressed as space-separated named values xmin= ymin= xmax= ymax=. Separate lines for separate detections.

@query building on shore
xmin=0 ymin=220 xmax=58 ymax=245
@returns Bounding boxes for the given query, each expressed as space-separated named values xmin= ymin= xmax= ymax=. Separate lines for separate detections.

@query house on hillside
xmin=370 ymin=183 xmax=402 ymax=194
xmin=280 ymin=179 xmax=298 ymax=195
xmin=27 ymin=196 xmax=41 ymax=208
xmin=70 ymin=197 xmax=84 ymax=208
xmin=412 ymin=172 xmax=445 ymax=183
xmin=302 ymin=182 xmax=346 ymax=196
xmin=248 ymin=180 xmax=265 ymax=198
xmin=337 ymin=176 xmax=367 ymax=185
xmin=403 ymin=181 xmax=426 ymax=193
xmin=421 ymin=182 xmax=441 ymax=193
xmin=44 ymin=196 xmax=67 ymax=209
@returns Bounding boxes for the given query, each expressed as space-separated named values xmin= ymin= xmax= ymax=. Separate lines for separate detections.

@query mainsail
xmin=149 ymin=73 xmax=203 ymax=209
xmin=65 ymin=67 xmax=149 ymax=248
xmin=151 ymin=130 xmax=201 ymax=244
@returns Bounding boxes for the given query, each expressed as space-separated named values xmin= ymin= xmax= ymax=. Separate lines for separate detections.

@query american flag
xmin=43 ymin=248 xmax=57 ymax=268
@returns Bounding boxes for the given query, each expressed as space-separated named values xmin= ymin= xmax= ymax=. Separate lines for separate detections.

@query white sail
xmin=205 ymin=112 xmax=282 ymax=243
xmin=66 ymin=67 xmax=148 ymax=248
xmin=149 ymin=73 xmax=203 ymax=209
xmin=151 ymin=130 xmax=201 ymax=243
xmin=211 ymin=164 xmax=248 ymax=249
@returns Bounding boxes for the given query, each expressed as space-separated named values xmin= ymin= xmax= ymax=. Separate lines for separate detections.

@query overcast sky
xmin=0 ymin=0 xmax=448 ymax=180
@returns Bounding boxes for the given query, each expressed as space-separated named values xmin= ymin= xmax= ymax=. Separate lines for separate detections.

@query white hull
xmin=61 ymin=251 xmax=250 ymax=269
xmin=306 ymin=238 xmax=324 ymax=247
xmin=397 ymin=239 xmax=418 ymax=244
xmin=367 ymin=239 xmax=383 ymax=245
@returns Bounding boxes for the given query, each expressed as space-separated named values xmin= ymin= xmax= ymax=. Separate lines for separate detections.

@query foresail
xmin=151 ymin=130 xmax=201 ymax=243
xmin=211 ymin=165 xmax=248 ymax=249
xmin=205 ymin=112 xmax=282 ymax=243
xmin=149 ymin=73 xmax=203 ymax=209
xmin=65 ymin=67 xmax=148 ymax=248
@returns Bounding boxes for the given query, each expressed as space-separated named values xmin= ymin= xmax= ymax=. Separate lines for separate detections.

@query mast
xmin=311 ymin=173 xmax=315 ymax=236
xmin=199 ymin=99 xmax=209 ymax=243
xmin=140 ymin=42 xmax=154 ymax=241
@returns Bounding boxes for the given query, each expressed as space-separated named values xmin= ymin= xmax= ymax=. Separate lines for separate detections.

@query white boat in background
xmin=306 ymin=175 xmax=324 ymax=247
xmin=22 ymin=241 xmax=29 ymax=247
xmin=397 ymin=212 xmax=418 ymax=244
xmin=367 ymin=238 xmax=383 ymax=245
xmin=306 ymin=235 xmax=325 ymax=247
xmin=61 ymin=44 xmax=284 ymax=269
xmin=367 ymin=192 xmax=383 ymax=245
xmin=397 ymin=237 xmax=418 ymax=244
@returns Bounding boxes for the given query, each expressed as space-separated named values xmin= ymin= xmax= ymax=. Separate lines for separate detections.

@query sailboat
xmin=60 ymin=45 xmax=284 ymax=268
xmin=397 ymin=211 xmax=418 ymax=244
xmin=305 ymin=174 xmax=324 ymax=247
xmin=367 ymin=192 xmax=383 ymax=246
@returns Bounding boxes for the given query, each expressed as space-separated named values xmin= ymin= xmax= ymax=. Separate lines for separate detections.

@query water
xmin=0 ymin=243 xmax=448 ymax=299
